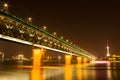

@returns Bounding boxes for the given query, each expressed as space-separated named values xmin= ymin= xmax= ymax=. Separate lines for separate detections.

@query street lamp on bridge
xmin=60 ymin=36 xmax=64 ymax=39
xmin=42 ymin=26 xmax=47 ymax=31
xmin=28 ymin=17 xmax=32 ymax=23
xmin=53 ymin=32 xmax=57 ymax=36
xmin=3 ymin=3 xmax=8 ymax=11
xmin=66 ymin=39 xmax=69 ymax=42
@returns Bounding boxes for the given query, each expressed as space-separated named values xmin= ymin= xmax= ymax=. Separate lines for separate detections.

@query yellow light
xmin=43 ymin=26 xmax=47 ymax=30
xmin=53 ymin=32 xmax=57 ymax=35
xmin=113 ymin=55 xmax=116 ymax=57
xmin=66 ymin=39 xmax=69 ymax=42
xmin=112 ymin=58 xmax=116 ymax=61
xmin=28 ymin=17 xmax=32 ymax=21
xmin=61 ymin=36 xmax=64 ymax=39
xmin=4 ymin=3 xmax=8 ymax=7
xmin=28 ymin=17 xmax=32 ymax=22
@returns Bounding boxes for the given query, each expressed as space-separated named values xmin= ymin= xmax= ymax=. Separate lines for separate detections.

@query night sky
xmin=1 ymin=0 xmax=120 ymax=58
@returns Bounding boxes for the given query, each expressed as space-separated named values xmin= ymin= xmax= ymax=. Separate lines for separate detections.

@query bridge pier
xmin=77 ymin=56 xmax=82 ymax=64
xmin=32 ymin=48 xmax=45 ymax=67
xmin=83 ymin=57 xmax=87 ymax=63
xmin=65 ymin=54 xmax=72 ymax=65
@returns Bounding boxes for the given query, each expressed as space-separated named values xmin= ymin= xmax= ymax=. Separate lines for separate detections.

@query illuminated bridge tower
xmin=106 ymin=40 xmax=110 ymax=57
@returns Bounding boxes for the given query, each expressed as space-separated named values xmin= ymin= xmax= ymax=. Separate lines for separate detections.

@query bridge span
xmin=0 ymin=9 xmax=96 ymax=66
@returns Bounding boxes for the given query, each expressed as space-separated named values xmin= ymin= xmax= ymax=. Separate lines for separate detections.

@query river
xmin=0 ymin=62 xmax=120 ymax=80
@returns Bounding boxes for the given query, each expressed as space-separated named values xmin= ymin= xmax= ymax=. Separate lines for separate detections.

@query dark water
xmin=0 ymin=63 xmax=120 ymax=80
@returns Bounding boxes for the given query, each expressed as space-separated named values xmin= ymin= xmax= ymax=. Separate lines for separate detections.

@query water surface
xmin=0 ymin=63 xmax=120 ymax=80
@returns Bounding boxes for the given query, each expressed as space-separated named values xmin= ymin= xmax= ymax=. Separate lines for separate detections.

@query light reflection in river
xmin=31 ymin=68 xmax=44 ymax=80
xmin=76 ymin=64 xmax=96 ymax=80
xmin=107 ymin=62 xmax=112 ymax=80
xmin=0 ymin=69 xmax=29 ymax=80
xmin=64 ymin=65 xmax=72 ymax=80
xmin=0 ymin=63 xmax=120 ymax=80
xmin=77 ymin=64 xmax=82 ymax=80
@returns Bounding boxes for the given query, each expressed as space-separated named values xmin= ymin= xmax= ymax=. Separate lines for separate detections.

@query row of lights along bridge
xmin=0 ymin=2 xmax=77 ymax=48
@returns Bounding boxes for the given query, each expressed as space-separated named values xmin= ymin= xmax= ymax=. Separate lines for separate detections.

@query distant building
xmin=109 ymin=55 xmax=120 ymax=61
xmin=106 ymin=40 xmax=110 ymax=57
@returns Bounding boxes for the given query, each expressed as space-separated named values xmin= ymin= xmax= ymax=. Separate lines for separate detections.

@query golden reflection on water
xmin=64 ymin=65 xmax=73 ymax=80
xmin=112 ymin=62 xmax=117 ymax=79
xmin=77 ymin=63 xmax=96 ymax=80
xmin=113 ymin=62 xmax=116 ymax=69
xmin=107 ymin=63 xmax=112 ymax=80
xmin=31 ymin=68 xmax=44 ymax=80
xmin=64 ymin=63 xmax=96 ymax=80
xmin=1 ymin=63 xmax=117 ymax=80
xmin=83 ymin=63 xmax=88 ymax=80
xmin=77 ymin=64 xmax=82 ymax=80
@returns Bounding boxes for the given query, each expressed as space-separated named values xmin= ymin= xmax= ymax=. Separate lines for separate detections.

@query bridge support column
xmin=32 ymin=48 xmax=45 ymax=67
xmin=65 ymin=54 xmax=72 ymax=65
xmin=77 ymin=56 xmax=82 ymax=64
xmin=83 ymin=57 xmax=87 ymax=63
xmin=90 ymin=60 xmax=95 ymax=63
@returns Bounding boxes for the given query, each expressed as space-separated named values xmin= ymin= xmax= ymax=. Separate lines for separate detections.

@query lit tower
xmin=106 ymin=40 xmax=110 ymax=57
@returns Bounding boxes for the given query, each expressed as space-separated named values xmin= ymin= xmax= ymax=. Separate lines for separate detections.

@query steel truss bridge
xmin=0 ymin=9 xmax=96 ymax=60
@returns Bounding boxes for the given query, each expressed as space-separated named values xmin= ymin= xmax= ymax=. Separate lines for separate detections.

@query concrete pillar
xmin=65 ymin=54 xmax=72 ymax=65
xmin=90 ymin=60 xmax=95 ymax=63
xmin=83 ymin=57 xmax=87 ymax=63
xmin=77 ymin=56 xmax=82 ymax=64
xmin=32 ymin=48 xmax=45 ymax=67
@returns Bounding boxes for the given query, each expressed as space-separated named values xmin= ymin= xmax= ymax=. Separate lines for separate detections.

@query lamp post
xmin=61 ymin=36 xmax=64 ymax=39
xmin=53 ymin=32 xmax=57 ymax=36
xmin=28 ymin=17 xmax=32 ymax=23
xmin=42 ymin=26 xmax=47 ymax=31
xmin=3 ymin=3 xmax=8 ymax=11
